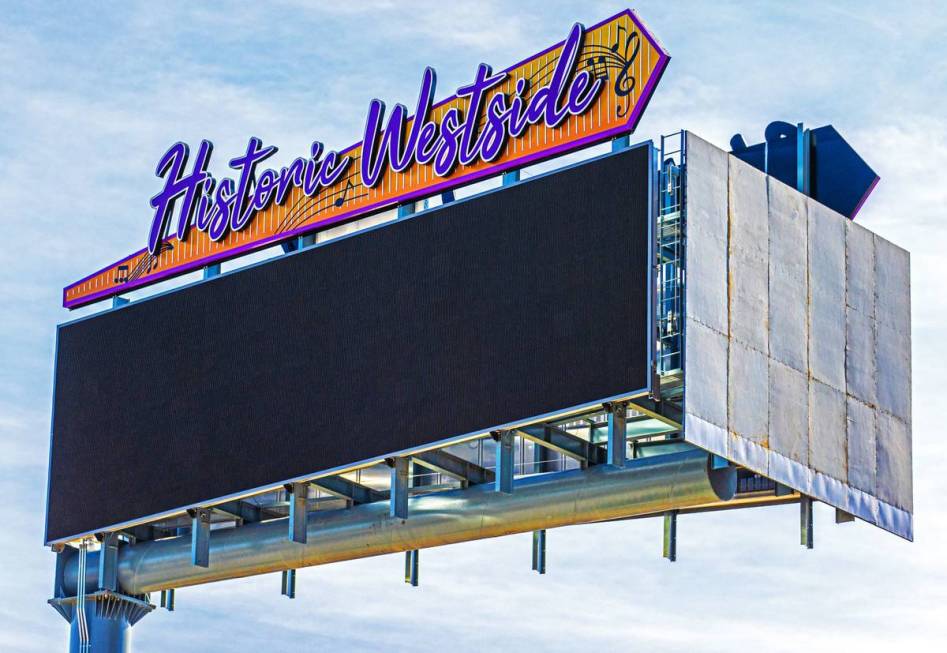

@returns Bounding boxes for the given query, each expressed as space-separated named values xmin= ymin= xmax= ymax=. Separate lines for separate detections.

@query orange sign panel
xmin=63 ymin=9 xmax=668 ymax=308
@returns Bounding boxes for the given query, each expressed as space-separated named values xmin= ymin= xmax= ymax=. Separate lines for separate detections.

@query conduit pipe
xmin=65 ymin=450 xmax=734 ymax=596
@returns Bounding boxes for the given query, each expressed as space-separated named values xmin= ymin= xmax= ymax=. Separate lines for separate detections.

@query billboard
xmin=62 ymin=9 xmax=669 ymax=309
xmin=46 ymin=143 xmax=655 ymax=544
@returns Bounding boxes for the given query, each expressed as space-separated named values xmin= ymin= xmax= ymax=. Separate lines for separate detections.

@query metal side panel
xmin=683 ymin=134 xmax=913 ymax=540
xmin=684 ymin=132 xmax=729 ymax=335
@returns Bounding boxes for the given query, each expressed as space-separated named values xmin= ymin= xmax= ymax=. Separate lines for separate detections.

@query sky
xmin=1 ymin=0 xmax=946 ymax=650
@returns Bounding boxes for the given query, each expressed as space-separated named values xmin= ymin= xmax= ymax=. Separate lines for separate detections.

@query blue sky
xmin=1 ymin=1 xmax=946 ymax=650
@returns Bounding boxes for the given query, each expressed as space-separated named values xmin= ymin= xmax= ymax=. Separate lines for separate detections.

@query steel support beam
xmin=531 ymin=529 xmax=546 ymax=574
xmin=281 ymin=569 xmax=296 ymax=598
xmin=311 ymin=475 xmax=387 ymax=505
xmin=203 ymin=263 xmax=220 ymax=279
xmin=800 ymin=496 xmax=814 ymax=549
xmin=389 ymin=457 xmax=410 ymax=519
xmin=612 ymin=134 xmax=630 ymax=151
xmin=626 ymin=395 xmax=683 ymax=428
xmin=605 ymin=401 xmax=628 ymax=468
xmin=159 ymin=589 xmax=174 ymax=611
xmin=516 ymin=424 xmax=605 ymax=465
xmin=397 ymin=203 xmax=415 ymax=218
xmin=404 ymin=550 xmax=419 ymax=586
xmin=111 ymin=296 xmax=129 ymax=308
xmin=494 ymin=430 xmax=514 ymax=493
xmin=412 ymin=450 xmax=494 ymax=486
xmin=502 ymin=170 xmax=520 ymax=185
xmin=288 ymin=482 xmax=308 ymax=544
xmin=663 ymin=510 xmax=677 ymax=562
xmin=190 ymin=508 xmax=212 ymax=567
xmin=62 ymin=451 xmax=737 ymax=595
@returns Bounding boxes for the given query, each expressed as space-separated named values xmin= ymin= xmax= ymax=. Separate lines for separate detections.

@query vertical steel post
xmin=404 ymin=549 xmax=419 ymax=586
xmin=281 ymin=569 xmax=296 ymax=598
xmin=288 ymin=482 xmax=308 ymax=544
xmin=203 ymin=263 xmax=221 ymax=279
xmin=494 ymin=430 xmax=514 ymax=494
xmin=502 ymin=170 xmax=520 ymax=185
xmin=800 ymin=496 xmax=814 ymax=549
xmin=159 ymin=589 xmax=175 ymax=611
xmin=606 ymin=402 xmax=627 ymax=468
xmin=663 ymin=510 xmax=678 ymax=562
xmin=612 ymin=134 xmax=630 ymax=151
xmin=397 ymin=203 xmax=415 ymax=219
xmin=531 ymin=529 xmax=546 ymax=574
xmin=389 ymin=457 xmax=409 ymax=519
xmin=191 ymin=508 xmax=212 ymax=567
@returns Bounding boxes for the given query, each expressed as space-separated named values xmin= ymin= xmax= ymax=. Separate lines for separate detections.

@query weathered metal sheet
xmin=684 ymin=133 xmax=729 ymax=335
xmin=728 ymin=340 xmax=769 ymax=442
xmin=728 ymin=156 xmax=769 ymax=354
xmin=682 ymin=133 xmax=913 ymax=540
xmin=807 ymin=199 xmax=847 ymax=391
xmin=684 ymin=318 xmax=729 ymax=429
xmin=768 ymin=177 xmax=809 ymax=373
xmin=809 ymin=379 xmax=848 ymax=483
xmin=768 ymin=360 xmax=808 ymax=465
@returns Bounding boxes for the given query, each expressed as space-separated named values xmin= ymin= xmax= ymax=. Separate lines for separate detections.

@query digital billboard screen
xmin=46 ymin=143 xmax=654 ymax=543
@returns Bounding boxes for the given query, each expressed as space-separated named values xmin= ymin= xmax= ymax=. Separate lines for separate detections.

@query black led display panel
xmin=46 ymin=144 xmax=653 ymax=542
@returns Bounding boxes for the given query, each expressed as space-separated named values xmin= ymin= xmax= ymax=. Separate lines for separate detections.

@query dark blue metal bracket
xmin=730 ymin=120 xmax=879 ymax=219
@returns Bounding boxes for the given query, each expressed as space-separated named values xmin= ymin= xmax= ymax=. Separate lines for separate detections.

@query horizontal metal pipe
xmin=65 ymin=450 xmax=734 ymax=595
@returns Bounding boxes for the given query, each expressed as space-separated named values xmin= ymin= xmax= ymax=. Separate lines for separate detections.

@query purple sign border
xmin=64 ymin=9 xmax=670 ymax=309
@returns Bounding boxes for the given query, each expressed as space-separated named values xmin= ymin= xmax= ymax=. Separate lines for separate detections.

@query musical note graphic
xmin=114 ymin=264 xmax=129 ymax=284
xmin=123 ymin=242 xmax=174 ymax=283
xmin=334 ymin=179 xmax=355 ymax=207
